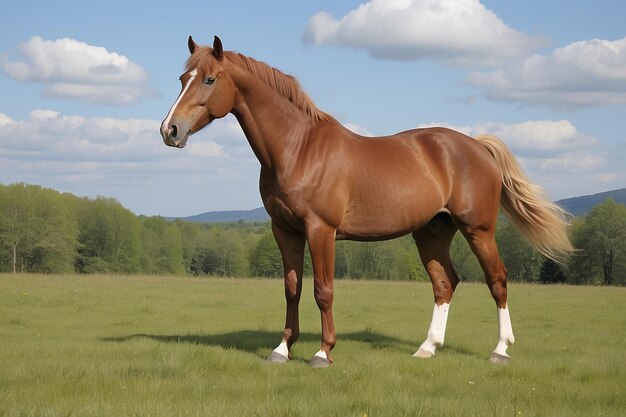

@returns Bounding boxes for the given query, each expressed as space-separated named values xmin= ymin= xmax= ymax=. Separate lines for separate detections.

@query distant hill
xmin=176 ymin=207 xmax=270 ymax=223
xmin=557 ymin=188 xmax=626 ymax=217
xmin=175 ymin=188 xmax=626 ymax=223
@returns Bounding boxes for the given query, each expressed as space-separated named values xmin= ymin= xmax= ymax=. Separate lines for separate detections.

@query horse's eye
xmin=204 ymin=77 xmax=216 ymax=85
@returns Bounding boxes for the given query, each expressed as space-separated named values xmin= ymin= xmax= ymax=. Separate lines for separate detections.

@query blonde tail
xmin=476 ymin=135 xmax=574 ymax=263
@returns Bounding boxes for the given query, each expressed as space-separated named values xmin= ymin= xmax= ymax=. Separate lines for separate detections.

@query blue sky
xmin=1 ymin=0 xmax=625 ymax=216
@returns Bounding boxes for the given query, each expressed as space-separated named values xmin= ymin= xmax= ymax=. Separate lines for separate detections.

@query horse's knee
xmin=487 ymin=262 xmax=508 ymax=308
xmin=284 ymin=269 xmax=300 ymax=302
xmin=488 ymin=281 xmax=507 ymax=305
xmin=314 ymin=284 xmax=334 ymax=311
xmin=431 ymin=276 xmax=455 ymax=304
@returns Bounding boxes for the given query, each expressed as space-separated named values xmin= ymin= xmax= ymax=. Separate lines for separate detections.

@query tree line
xmin=1 ymin=183 xmax=625 ymax=285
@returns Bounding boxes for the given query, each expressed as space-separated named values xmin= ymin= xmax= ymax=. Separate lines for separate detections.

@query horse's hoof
xmin=413 ymin=348 xmax=435 ymax=358
xmin=267 ymin=351 xmax=289 ymax=364
xmin=489 ymin=352 xmax=510 ymax=364
xmin=309 ymin=355 xmax=331 ymax=368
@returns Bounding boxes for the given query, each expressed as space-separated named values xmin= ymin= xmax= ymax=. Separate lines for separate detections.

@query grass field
xmin=0 ymin=274 xmax=624 ymax=417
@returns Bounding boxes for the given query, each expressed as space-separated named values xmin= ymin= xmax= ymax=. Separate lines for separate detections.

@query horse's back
xmin=332 ymin=126 xmax=500 ymax=239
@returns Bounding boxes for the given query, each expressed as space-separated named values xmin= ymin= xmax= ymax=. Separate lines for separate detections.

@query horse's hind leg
xmin=267 ymin=221 xmax=306 ymax=363
xmin=459 ymin=222 xmax=515 ymax=363
xmin=412 ymin=215 xmax=460 ymax=358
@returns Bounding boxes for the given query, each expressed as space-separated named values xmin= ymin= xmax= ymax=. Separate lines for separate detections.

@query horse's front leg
xmin=306 ymin=221 xmax=337 ymax=368
xmin=268 ymin=221 xmax=305 ymax=363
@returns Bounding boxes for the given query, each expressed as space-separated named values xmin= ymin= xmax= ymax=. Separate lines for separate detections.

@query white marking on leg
xmin=272 ymin=341 xmax=289 ymax=358
xmin=414 ymin=302 xmax=450 ymax=358
xmin=161 ymin=68 xmax=198 ymax=131
xmin=492 ymin=304 xmax=515 ymax=358
xmin=314 ymin=349 xmax=328 ymax=360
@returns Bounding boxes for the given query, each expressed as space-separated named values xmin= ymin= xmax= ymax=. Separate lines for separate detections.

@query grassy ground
xmin=0 ymin=274 xmax=624 ymax=417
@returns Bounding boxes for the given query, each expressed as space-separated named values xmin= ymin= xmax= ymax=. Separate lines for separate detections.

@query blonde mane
xmin=187 ymin=48 xmax=331 ymax=122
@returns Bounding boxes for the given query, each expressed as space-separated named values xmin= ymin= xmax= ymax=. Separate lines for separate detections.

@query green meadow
xmin=0 ymin=274 xmax=624 ymax=417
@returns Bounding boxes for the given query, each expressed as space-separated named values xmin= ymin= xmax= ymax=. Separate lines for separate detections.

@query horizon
xmin=1 ymin=1 xmax=625 ymax=217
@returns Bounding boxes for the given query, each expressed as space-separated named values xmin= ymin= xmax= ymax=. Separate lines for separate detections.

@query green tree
xmin=450 ymin=233 xmax=483 ymax=282
xmin=539 ymin=258 xmax=566 ymax=284
xmin=76 ymin=197 xmax=141 ymax=273
xmin=497 ymin=220 xmax=542 ymax=282
xmin=179 ymin=223 xmax=250 ymax=277
xmin=570 ymin=200 xmax=626 ymax=285
xmin=175 ymin=220 xmax=204 ymax=273
xmin=568 ymin=220 xmax=592 ymax=285
xmin=140 ymin=217 xmax=185 ymax=274
xmin=0 ymin=184 xmax=78 ymax=273
xmin=250 ymin=230 xmax=282 ymax=277
xmin=335 ymin=237 xmax=425 ymax=281
xmin=28 ymin=187 xmax=79 ymax=273
xmin=0 ymin=183 xmax=30 ymax=273
xmin=207 ymin=227 xmax=248 ymax=276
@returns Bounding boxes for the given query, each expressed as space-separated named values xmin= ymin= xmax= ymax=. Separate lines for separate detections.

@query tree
xmin=28 ymin=187 xmax=79 ymax=273
xmin=208 ymin=227 xmax=248 ymax=276
xmin=175 ymin=220 xmax=205 ymax=273
xmin=140 ymin=217 xmax=185 ymax=274
xmin=0 ymin=184 xmax=30 ymax=273
xmin=570 ymin=200 xmax=626 ymax=285
xmin=450 ymin=233 xmax=483 ymax=282
xmin=539 ymin=258 xmax=566 ymax=284
xmin=335 ymin=237 xmax=426 ymax=281
xmin=76 ymin=197 xmax=141 ymax=273
xmin=250 ymin=230 xmax=283 ymax=277
xmin=568 ymin=220 xmax=593 ymax=285
xmin=496 ymin=220 xmax=542 ymax=282
xmin=0 ymin=184 xmax=78 ymax=273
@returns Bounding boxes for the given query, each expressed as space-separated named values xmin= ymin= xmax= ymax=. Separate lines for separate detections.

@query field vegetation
xmin=1 ymin=274 xmax=624 ymax=416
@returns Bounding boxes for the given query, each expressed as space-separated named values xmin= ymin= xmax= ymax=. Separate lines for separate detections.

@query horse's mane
xmin=187 ymin=48 xmax=331 ymax=122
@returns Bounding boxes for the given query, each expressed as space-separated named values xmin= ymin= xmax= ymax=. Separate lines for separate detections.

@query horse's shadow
xmin=103 ymin=329 xmax=479 ymax=361
xmin=102 ymin=329 xmax=422 ymax=361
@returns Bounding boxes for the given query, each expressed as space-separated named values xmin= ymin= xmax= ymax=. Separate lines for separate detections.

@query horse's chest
xmin=263 ymin=193 xmax=306 ymax=234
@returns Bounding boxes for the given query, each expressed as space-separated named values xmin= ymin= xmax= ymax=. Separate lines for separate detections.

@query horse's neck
xmin=230 ymin=68 xmax=316 ymax=173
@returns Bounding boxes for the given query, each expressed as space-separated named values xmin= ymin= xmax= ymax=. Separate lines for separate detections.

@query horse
xmin=160 ymin=36 xmax=573 ymax=368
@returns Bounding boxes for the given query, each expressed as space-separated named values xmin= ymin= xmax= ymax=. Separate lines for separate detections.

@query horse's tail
xmin=475 ymin=134 xmax=574 ymax=263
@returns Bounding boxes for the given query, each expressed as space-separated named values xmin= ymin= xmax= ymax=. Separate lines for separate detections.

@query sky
xmin=1 ymin=0 xmax=625 ymax=217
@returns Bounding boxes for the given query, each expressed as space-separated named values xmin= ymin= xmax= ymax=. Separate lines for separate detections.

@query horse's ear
xmin=188 ymin=36 xmax=199 ymax=54
xmin=213 ymin=36 xmax=224 ymax=61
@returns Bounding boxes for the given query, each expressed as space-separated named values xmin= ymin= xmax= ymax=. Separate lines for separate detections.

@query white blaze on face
xmin=161 ymin=68 xmax=198 ymax=132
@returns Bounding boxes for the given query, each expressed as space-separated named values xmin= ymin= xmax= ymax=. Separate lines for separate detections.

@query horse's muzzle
xmin=160 ymin=123 xmax=189 ymax=148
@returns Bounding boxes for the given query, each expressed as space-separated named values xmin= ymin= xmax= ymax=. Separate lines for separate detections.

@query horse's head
xmin=160 ymin=36 xmax=236 ymax=148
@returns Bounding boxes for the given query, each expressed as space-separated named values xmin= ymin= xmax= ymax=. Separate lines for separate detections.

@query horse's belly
xmin=336 ymin=200 xmax=443 ymax=241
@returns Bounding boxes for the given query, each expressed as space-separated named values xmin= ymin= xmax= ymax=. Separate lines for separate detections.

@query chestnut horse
xmin=161 ymin=36 xmax=573 ymax=367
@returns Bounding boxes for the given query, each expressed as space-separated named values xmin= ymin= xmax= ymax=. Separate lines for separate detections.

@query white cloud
xmin=421 ymin=119 xmax=600 ymax=158
xmin=0 ymin=111 xmax=259 ymax=215
xmin=437 ymin=120 xmax=598 ymax=157
xmin=304 ymin=0 xmax=540 ymax=65
xmin=468 ymin=37 xmax=626 ymax=108
xmin=0 ymin=110 xmax=248 ymax=161
xmin=0 ymin=113 xmax=14 ymax=126
xmin=190 ymin=141 xmax=225 ymax=158
xmin=1 ymin=36 xmax=156 ymax=105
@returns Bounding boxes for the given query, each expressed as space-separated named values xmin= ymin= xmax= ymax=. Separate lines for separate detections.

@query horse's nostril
xmin=171 ymin=124 xmax=178 ymax=138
